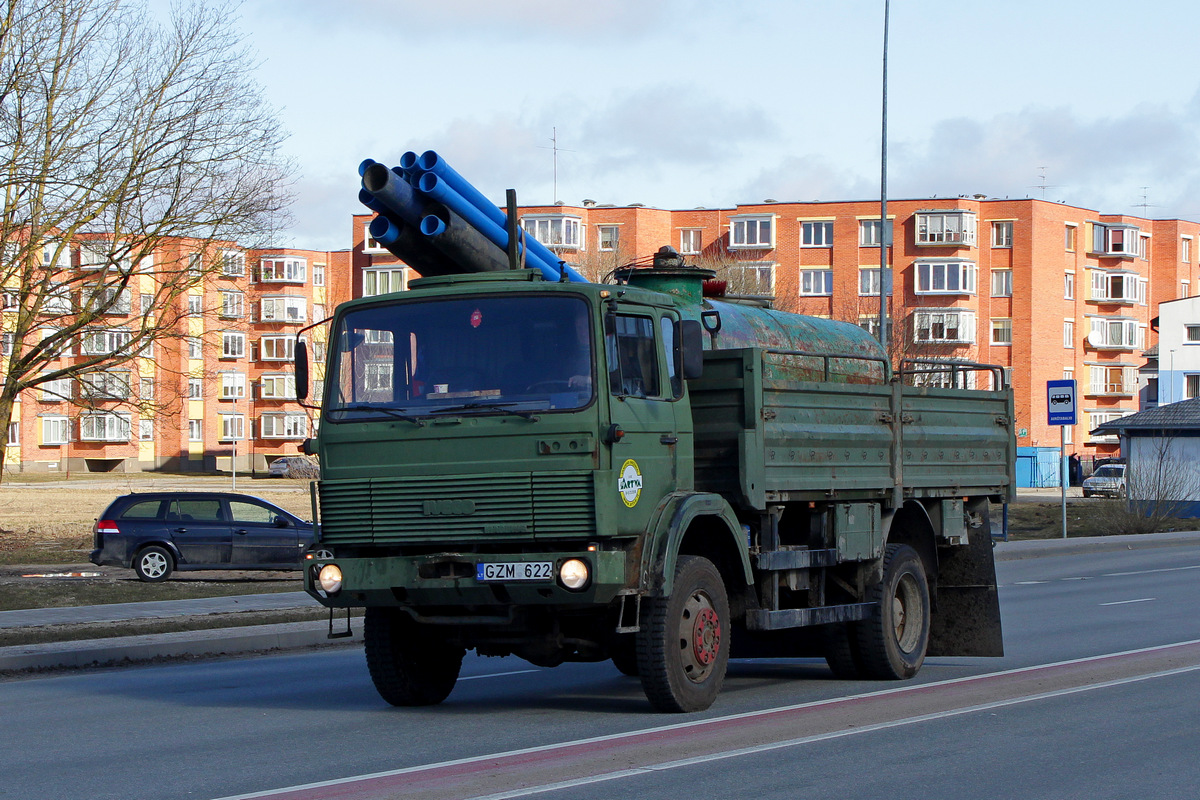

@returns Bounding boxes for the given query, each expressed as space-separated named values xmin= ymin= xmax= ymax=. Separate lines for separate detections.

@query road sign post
xmin=1047 ymin=380 xmax=1077 ymax=539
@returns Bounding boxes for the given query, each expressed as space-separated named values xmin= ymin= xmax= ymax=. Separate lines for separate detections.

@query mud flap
xmin=927 ymin=502 xmax=1004 ymax=657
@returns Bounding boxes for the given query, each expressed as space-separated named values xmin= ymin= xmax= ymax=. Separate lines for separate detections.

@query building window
xmin=81 ymin=328 xmax=132 ymax=356
xmin=1064 ymin=320 xmax=1074 ymax=349
xmin=188 ymin=419 xmax=202 ymax=441
xmin=1088 ymin=270 xmax=1145 ymax=303
xmin=1089 ymin=365 xmax=1135 ymax=396
xmin=259 ymin=256 xmax=306 ymax=283
xmin=187 ymin=336 xmax=202 ymax=359
xmin=913 ymin=310 xmax=976 ymax=344
xmin=80 ymin=412 xmax=131 ymax=442
xmin=726 ymin=262 xmax=774 ymax=295
xmin=1182 ymin=281 xmax=1191 ymax=299
xmin=800 ymin=269 xmax=833 ymax=296
xmin=1064 ymin=225 xmax=1077 ymax=251
xmin=992 ymin=221 xmax=1013 ymax=248
xmin=680 ymin=229 xmax=701 ymax=255
xmin=221 ymin=250 xmax=245 ymax=277
xmin=1183 ymin=237 xmax=1192 ymax=264
xmin=79 ymin=370 xmax=132 ymax=400
xmin=991 ymin=269 xmax=1013 ymax=297
xmin=1185 ymin=325 xmax=1200 ymax=342
xmin=188 ymin=295 xmax=202 ymax=315
xmin=915 ymin=261 xmax=976 ymax=295
xmin=42 ymin=416 xmax=69 ymax=446
xmin=859 ymin=268 xmax=892 ymax=296
xmin=6 ymin=422 xmax=18 ymax=445
xmin=140 ymin=376 xmax=154 ymax=400
xmin=221 ymin=332 xmax=245 ymax=359
xmin=1087 ymin=317 xmax=1144 ymax=350
xmin=1091 ymin=224 xmax=1139 ymax=256
xmin=598 ymin=226 xmax=619 ymax=252
xmin=188 ymin=378 xmax=202 ymax=399
xmin=139 ymin=419 xmax=154 ymax=441
xmin=313 ymin=265 xmax=326 ymax=287
xmin=260 ymin=296 xmax=306 ymax=323
xmin=859 ymin=219 xmax=892 ymax=247
xmin=91 ymin=285 xmax=131 ymax=315
xmin=801 ymin=221 xmax=834 ymax=247
xmin=260 ymin=413 xmax=307 ymax=439
xmin=218 ymin=414 xmax=244 ymax=441
xmin=363 ymin=268 xmax=406 ymax=297
xmin=44 ymin=283 xmax=72 ymax=314
xmin=521 ymin=216 xmax=583 ymax=249
xmin=260 ymin=336 xmax=295 ymax=361
xmin=140 ymin=293 xmax=154 ymax=315
xmin=363 ymin=224 xmax=387 ymax=253
xmin=915 ymin=211 xmax=977 ymax=246
xmin=1087 ymin=411 xmax=1132 ymax=443
xmin=0 ymin=333 xmax=12 ymax=356
xmin=1064 ymin=271 xmax=1075 ymax=300
xmin=259 ymin=374 xmax=296 ymax=400
xmin=219 ymin=372 xmax=245 ymax=399
xmin=40 ymin=376 xmax=72 ymax=402
xmin=220 ymin=291 xmax=244 ymax=318
xmin=991 ymin=318 xmax=1012 ymax=345
xmin=729 ymin=216 xmax=774 ymax=249
xmin=1188 ymin=374 xmax=1200 ymax=399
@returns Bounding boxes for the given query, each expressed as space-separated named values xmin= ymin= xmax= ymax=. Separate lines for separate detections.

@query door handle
xmin=173 ymin=528 xmax=187 ymax=534
xmin=660 ymin=435 xmax=678 ymax=445
xmin=235 ymin=528 xmax=249 ymax=535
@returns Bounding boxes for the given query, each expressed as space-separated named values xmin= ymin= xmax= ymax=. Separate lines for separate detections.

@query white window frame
xmin=188 ymin=295 xmax=203 ymax=316
xmin=1183 ymin=236 xmax=1192 ymax=264
xmin=363 ymin=268 xmax=406 ymax=297
xmin=260 ymin=412 xmax=307 ymax=439
xmin=259 ymin=373 xmax=296 ymax=400
xmin=79 ymin=412 xmax=131 ymax=442
xmin=42 ymin=415 xmax=69 ymax=445
xmin=915 ymin=260 xmax=977 ymax=295
xmin=729 ymin=216 xmax=774 ymax=249
xmin=218 ymin=413 xmax=245 ymax=441
xmin=991 ymin=221 xmax=1013 ymax=248
xmin=1091 ymin=224 xmax=1140 ymax=257
xmin=858 ymin=219 xmax=892 ymax=247
xmin=79 ymin=369 xmax=132 ymax=400
xmin=220 ymin=291 xmax=244 ymax=318
xmin=858 ymin=268 xmax=893 ymax=297
xmin=219 ymin=371 xmax=246 ymax=400
xmin=915 ymin=211 xmax=977 ymax=246
xmin=1064 ymin=320 xmax=1075 ymax=349
xmin=800 ymin=269 xmax=834 ymax=296
xmin=139 ymin=419 xmax=154 ymax=441
xmin=260 ymin=296 xmax=306 ymax=323
xmin=991 ymin=269 xmax=1013 ymax=297
xmin=913 ymin=309 xmax=977 ymax=344
xmin=597 ymin=225 xmax=619 ymax=252
xmin=521 ymin=215 xmax=583 ymax=249
xmin=260 ymin=336 xmax=296 ymax=361
xmin=1087 ymin=317 xmax=1145 ymax=350
xmin=1064 ymin=270 xmax=1075 ymax=300
xmin=1088 ymin=365 xmax=1136 ymax=396
xmin=727 ymin=262 xmax=775 ymax=295
xmin=40 ymin=375 xmax=72 ymax=402
xmin=991 ymin=318 xmax=1012 ymax=345
xmin=259 ymin=256 xmax=307 ymax=283
xmin=187 ymin=336 xmax=202 ymax=359
xmin=188 ymin=419 xmax=203 ymax=441
xmin=363 ymin=224 xmax=387 ymax=254
xmin=80 ymin=328 xmax=132 ymax=356
xmin=313 ymin=265 xmax=326 ymax=287
xmin=188 ymin=378 xmax=203 ymax=399
xmin=221 ymin=332 xmax=245 ymax=359
xmin=221 ymin=250 xmax=246 ymax=277
xmin=1088 ymin=270 xmax=1144 ymax=303
xmin=679 ymin=229 xmax=701 ymax=255
xmin=800 ymin=220 xmax=834 ymax=248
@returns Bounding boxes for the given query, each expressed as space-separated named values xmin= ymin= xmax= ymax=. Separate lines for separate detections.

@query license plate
xmin=476 ymin=561 xmax=554 ymax=582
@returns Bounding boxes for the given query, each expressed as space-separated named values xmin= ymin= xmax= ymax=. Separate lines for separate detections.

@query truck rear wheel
xmin=364 ymin=607 xmax=465 ymax=706
xmin=856 ymin=543 xmax=930 ymax=680
xmin=637 ymin=555 xmax=729 ymax=713
xmin=823 ymin=623 xmax=865 ymax=679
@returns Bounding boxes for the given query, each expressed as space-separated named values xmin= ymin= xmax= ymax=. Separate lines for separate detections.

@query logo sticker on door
xmin=618 ymin=459 xmax=643 ymax=507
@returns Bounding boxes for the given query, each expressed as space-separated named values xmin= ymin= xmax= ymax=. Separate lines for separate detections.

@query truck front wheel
xmin=637 ymin=556 xmax=730 ymax=713
xmin=856 ymin=543 xmax=930 ymax=680
xmin=364 ymin=607 xmax=465 ymax=706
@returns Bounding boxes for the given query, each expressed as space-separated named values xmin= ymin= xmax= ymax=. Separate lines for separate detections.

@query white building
xmin=1155 ymin=296 xmax=1200 ymax=405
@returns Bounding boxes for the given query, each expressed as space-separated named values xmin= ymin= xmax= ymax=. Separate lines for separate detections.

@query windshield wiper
xmin=429 ymin=401 xmax=539 ymax=421
xmin=329 ymin=404 xmax=426 ymax=426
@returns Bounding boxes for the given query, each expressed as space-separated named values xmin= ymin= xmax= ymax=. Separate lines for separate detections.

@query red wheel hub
xmin=692 ymin=607 xmax=721 ymax=665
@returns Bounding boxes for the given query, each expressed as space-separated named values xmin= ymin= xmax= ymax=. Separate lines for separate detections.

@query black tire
xmin=363 ymin=607 xmax=464 ymax=706
xmin=1082 ymin=490 xmax=1092 ymax=498
xmin=856 ymin=543 xmax=930 ymax=680
xmin=133 ymin=545 xmax=174 ymax=582
xmin=823 ymin=622 xmax=865 ymax=679
xmin=636 ymin=556 xmax=730 ymax=713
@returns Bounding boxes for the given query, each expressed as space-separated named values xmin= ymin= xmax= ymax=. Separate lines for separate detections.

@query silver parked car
xmin=268 ymin=456 xmax=319 ymax=479
xmin=1082 ymin=464 xmax=1126 ymax=498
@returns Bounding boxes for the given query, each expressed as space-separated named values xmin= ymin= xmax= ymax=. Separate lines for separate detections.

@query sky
xmin=186 ymin=0 xmax=1200 ymax=252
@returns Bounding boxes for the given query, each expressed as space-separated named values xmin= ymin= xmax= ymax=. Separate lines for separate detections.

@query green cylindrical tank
xmin=619 ymin=257 xmax=888 ymax=385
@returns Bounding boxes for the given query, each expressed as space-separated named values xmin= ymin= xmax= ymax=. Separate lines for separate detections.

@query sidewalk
xmin=2 ymin=530 xmax=1199 ymax=675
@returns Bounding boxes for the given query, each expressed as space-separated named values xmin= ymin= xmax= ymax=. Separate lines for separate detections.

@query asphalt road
xmin=4 ymin=544 xmax=1200 ymax=800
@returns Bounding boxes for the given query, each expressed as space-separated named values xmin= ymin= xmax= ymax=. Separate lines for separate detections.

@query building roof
xmin=1092 ymin=399 xmax=1200 ymax=434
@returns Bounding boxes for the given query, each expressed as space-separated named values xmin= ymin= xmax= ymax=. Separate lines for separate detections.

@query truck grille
xmin=317 ymin=471 xmax=596 ymax=544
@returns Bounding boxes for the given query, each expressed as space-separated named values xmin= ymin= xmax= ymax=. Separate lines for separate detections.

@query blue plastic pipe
xmin=417 ymin=150 xmax=586 ymax=283
xmin=361 ymin=161 xmax=427 ymax=227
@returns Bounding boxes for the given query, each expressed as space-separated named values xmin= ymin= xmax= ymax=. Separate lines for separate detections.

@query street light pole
xmin=878 ymin=0 xmax=891 ymax=349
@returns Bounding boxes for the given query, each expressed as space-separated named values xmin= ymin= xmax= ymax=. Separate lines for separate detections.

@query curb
xmin=993 ymin=530 xmax=1200 ymax=561
xmin=0 ymin=619 xmax=361 ymax=673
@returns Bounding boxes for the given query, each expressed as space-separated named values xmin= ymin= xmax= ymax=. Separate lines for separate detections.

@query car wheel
xmin=855 ymin=544 xmax=930 ymax=680
xmin=134 ymin=545 xmax=174 ymax=582
xmin=1082 ymin=490 xmax=1092 ymax=498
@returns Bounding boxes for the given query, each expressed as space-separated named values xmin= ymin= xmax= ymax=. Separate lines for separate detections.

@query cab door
xmin=603 ymin=310 xmax=681 ymax=534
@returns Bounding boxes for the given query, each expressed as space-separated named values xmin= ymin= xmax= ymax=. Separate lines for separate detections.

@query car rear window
xmin=120 ymin=500 xmax=164 ymax=520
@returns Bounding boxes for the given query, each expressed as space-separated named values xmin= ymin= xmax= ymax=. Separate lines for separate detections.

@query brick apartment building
xmin=353 ymin=196 xmax=1200 ymax=460
xmin=2 ymin=242 xmax=351 ymax=474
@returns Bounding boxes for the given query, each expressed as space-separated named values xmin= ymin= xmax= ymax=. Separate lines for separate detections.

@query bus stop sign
xmin=1047 ymin=379 xmax=1077 ymax=426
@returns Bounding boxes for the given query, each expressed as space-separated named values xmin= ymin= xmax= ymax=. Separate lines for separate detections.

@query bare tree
xmin=1102 ymin=433 xmax=1200 ymax=534
xmin=0 ymin=0 xmax=292 ymax=474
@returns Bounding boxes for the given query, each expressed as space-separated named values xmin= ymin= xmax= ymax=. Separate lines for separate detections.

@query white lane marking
xmin=1104 ymin=564 xmax=1200 ymax=578
xmin=211 ymin=638 xmax=1200 ymax=800
xmin=1013 ymin=580 xmax=1048 ymax=585
xmin=1100 ymin=598 xmax=1156 ymax=606
xmin=458 ymin=669 xmax=541 ymax=682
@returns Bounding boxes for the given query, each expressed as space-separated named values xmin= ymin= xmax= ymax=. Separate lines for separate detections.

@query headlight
xmin=559 ymin=558 xmax=589 ymax=591
xmin=317 ymin=564 xmax=343 ymax=594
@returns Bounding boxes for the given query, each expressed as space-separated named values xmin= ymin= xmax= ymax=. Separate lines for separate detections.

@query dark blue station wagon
xmin=89 ymin=492 xmax=317 ymax=582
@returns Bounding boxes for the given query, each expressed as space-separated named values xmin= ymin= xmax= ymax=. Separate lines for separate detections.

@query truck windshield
xmin=326 ymin=295 xmax=593 ymax=420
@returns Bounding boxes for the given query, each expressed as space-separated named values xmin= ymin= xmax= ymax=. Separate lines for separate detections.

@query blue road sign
xmin=1047 ymin=379 xmax=1077 ymax=426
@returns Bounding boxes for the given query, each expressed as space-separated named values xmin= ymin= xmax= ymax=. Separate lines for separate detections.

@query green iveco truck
xmin=296 ymin=248 xmax=1015 ymax=713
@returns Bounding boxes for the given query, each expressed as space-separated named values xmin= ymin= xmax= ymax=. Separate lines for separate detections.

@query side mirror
xmin=273 ymin=515 xmax=291 ymax=528
xmin=678 ymin=319 xmax=704 ymax=380
xmin=294 ymin=338 xmax=309 ymax=400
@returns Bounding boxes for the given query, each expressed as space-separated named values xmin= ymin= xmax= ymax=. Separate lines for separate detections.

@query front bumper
xmin=304 ymin=548 xmax=630 ymax=610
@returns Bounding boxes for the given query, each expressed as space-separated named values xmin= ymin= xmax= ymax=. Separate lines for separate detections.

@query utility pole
xmin=878 ymin=0 xmax=890 ymax=349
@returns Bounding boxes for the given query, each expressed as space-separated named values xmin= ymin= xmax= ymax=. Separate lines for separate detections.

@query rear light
xmin=95 ymin=520 xmax=121 ymax=536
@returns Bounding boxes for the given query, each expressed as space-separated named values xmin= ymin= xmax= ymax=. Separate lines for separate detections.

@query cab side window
xmin=606 ymin=314 xmax=660 ymax=398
